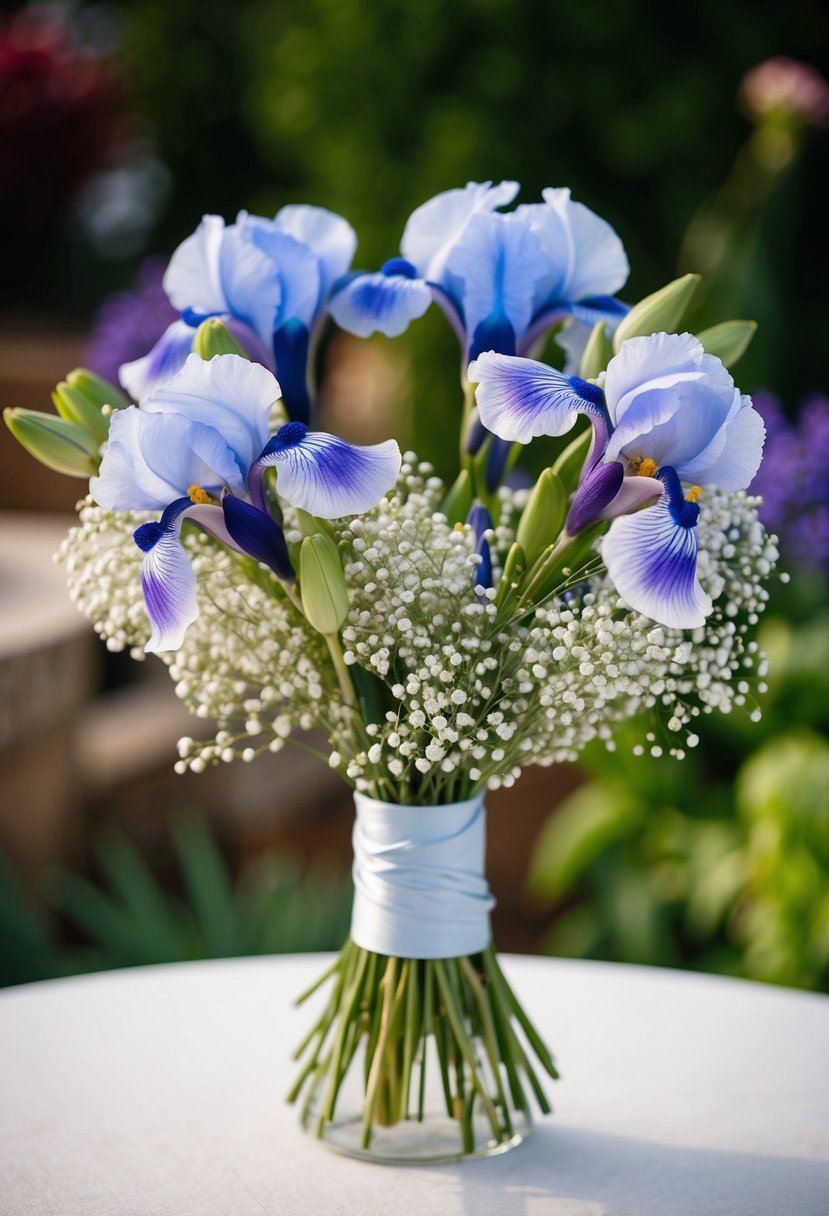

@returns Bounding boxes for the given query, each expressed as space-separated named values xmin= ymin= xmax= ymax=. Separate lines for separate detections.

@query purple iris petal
xmin=400 ymin=180 xmax=520 ymax=284
xmin=568 ymin=295 xmax=629 ymax=329
xmin=566 ymin=460 xmax=624 ymax=535
xmin=381 ymin=257 xmax=418 ymax=278
xmin=143 ymin=353 xmax=276 ymax=479
xmin=220 ymin=316 xmax=276 ymax=371
xmin=134 ymin=497 xmax=200 ymax=653
xmin=272 ymin=204 xmax=357 ymax=303
xmin=133 ymin=496 xmax=246 ymax=653
xmin=222 ymin=494 xmax=294 ymax=580
xmin=119 ymin=319 xmax=195 ymax=402
xmin=91 ymin=407 xmax=243 ymax=512
xmin=469 ymin=313 xmax=516 ymax=361
xmin=466 ymin=502 xmax=494 ymax=588
xmin=445 ymin=211 xmax=544 ymax=359
xmin=272 ymin=319 xmax=311 ymax=424
xmin=252 ymin=422 xmax=402 ymax=518
xmin=597 ymin=473 xmax=663 ymax=521
xmin=468 ymin=352 xmax=604 ymax=445
xmin=328 ymin=271 xmax=432 ymax=338
xmin=483 ymin=435 xmax=514 ymax=494
xmin=602 ymin=467 xmax=712 ymax=629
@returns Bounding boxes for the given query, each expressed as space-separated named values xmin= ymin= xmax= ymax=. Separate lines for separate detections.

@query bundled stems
xmin=289 ymin=939 xmax=558 ymax=1153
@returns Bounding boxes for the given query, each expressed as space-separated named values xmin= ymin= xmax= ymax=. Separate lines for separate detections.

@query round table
xmin=0 ymin=955 xmax=827 ymax=1215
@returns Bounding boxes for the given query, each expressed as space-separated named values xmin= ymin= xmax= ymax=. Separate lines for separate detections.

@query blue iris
xmin=120 ymin=206 xmax=358 ymax=424
xmin=329 ymin=182 xmax=629 ymax=366
xmin=91 ymin=354 xmax=401 ymax=653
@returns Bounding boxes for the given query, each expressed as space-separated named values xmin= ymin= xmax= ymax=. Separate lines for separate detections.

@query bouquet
xmin=5 ymin=182 xmax=777 ymax=1163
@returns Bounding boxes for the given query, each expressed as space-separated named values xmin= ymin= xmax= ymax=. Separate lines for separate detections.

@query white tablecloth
xmin=0 ymin=955 xmax=827 ymax=1215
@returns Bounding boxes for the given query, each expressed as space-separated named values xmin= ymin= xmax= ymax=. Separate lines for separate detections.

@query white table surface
xmin=1 ymin=954 xmax=827 ymax=1216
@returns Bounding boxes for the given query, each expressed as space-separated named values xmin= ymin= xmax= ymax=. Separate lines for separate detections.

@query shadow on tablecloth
xmin=428 ymin=1123 xmax=829 ymax=1216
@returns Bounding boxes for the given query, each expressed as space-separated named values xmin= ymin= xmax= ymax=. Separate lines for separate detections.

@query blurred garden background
xmin=0 ymin=0 xmax=827 ymax=990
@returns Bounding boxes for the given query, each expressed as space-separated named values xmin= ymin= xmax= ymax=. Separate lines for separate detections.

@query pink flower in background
xmin=741 ymin=57 xmax=829 ymax=128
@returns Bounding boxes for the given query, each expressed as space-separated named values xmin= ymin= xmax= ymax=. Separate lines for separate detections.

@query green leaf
xmin=0 ymin=854 xmax=59 ymax=986
xmin=528 ymin=783 xmax=642 ymax=903
xmin=172 ymin=815 xmax=242 ymax=958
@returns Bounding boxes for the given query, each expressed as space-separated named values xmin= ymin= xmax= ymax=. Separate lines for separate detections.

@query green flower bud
xmin=52 ymin=368 xmax=129 ymax=445
xmin=65 ymin=368 xmax=130 ymax=412
xmin=300 ymin=533 xmax=349 ymax=636
xmin=295 ymin=509 xmax=337 ymax=541
xmin=696 ymin=320 xmax=757 ymax=368
xmin=552 ymin=424 xmax=593 ymax=493
xmin=195 ymin=318 xmax=246 ymax=360
xmin=3 ymin=408 xmax=99 ymax=477
xmin=516 ymin=468 xmax=566 ymax=565
xmin=441 ymin=469 xmax=473 ymax=525
xmin=612 ymin=273 xmax=701 ymax=352
xmin=579 ymin=320 xmax=614 ymax=380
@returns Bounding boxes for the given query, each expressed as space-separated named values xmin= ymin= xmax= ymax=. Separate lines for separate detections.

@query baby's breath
xmin=59 ymin=461 xmax=778 ymax=804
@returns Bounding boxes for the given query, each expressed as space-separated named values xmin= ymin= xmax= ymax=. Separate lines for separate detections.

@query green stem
xmin=325 ymin=632 xmax=359 ymax=710
xmin=433 ymin=960 xmax=502 ymax=1138
xmin=483 ymin=947 xmax=560 ymax=1079
xmin=288 ymin=944 xmax=558 ymax=1153
xmin=362 ymin=958 xmax=401 ymax=1147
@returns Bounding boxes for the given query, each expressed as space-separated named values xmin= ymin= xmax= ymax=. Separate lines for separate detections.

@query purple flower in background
xmin=85 ymin=259 xmax=177 ymax=387
xmin=750 ymin=391 xmax=829 ymax=572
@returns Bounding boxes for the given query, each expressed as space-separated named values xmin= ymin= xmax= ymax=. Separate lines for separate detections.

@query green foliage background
xmin=55 ymin=0 xmax=828 ymax=421
xmin=8 ymin=0 xmax=827 ymax=990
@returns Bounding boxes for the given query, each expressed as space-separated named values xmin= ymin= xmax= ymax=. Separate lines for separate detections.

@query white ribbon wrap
xmin=350 ymin=792 xmax=495 ymax=959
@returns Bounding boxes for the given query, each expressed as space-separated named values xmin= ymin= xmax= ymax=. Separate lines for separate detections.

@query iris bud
xmin=579 ymin=321 xmax=613 ymax=380
xmin=696 ymin=320 xmax=757 ymax=368
xmin=52 ymin=368 xmax=128 ymax=445
xmin=612 ymin=273 xmax=700 ymax=351
xmin=195 ymin=318 xmax=246 ymax=360
xmin=295 ymin=509 xmax=337 ymax=542
xmin=441 ymin=469 xmax=473 ymax=525
xmin=300 ymin=532 xmax=349 ymax=635
xmin=517 ymin=469 xmax=566 ymax=564
xmin=3 ymin=408 xmax=99 ymax=477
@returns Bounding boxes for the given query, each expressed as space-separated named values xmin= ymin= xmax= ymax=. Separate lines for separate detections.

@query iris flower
xmin=469 ymin=332 xmax=765 ymax=629
xmin=329 ymin=181 xmax=628 ymax=363
xmin=330 ymin=181 xmax=628 ymax=489
xmin=92 ymin=353 xmax=401 ymax=652
xmin=119 ymin=207 xmax=357 ymax=422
